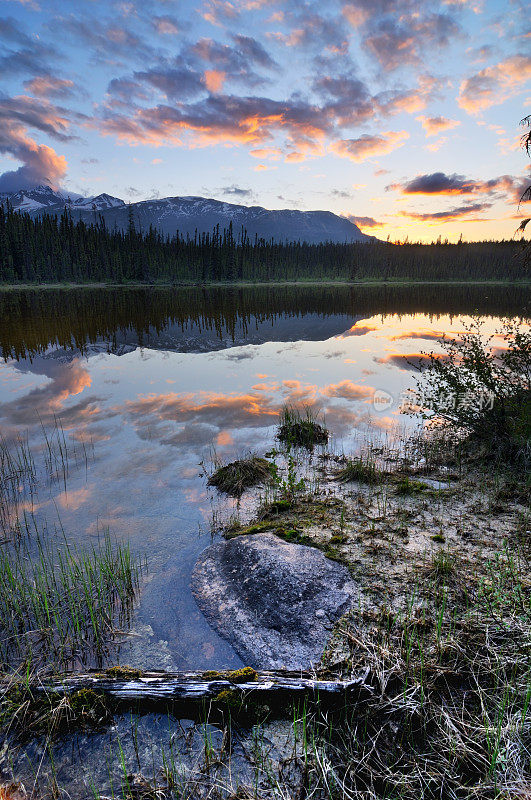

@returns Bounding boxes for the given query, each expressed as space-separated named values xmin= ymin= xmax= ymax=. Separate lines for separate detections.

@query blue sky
xmin=0 ymin=0 xmax=529 ymax=241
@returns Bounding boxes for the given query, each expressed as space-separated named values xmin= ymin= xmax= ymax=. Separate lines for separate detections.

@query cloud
xmin=220 ymin=184 xmax=253 ymax=197
xmin=399 ymin=202 xmax=492 ymax=221
xmin=321 ymin=380 xmax=374 ymax=400
xmin=151 ymin=15 xmax=181 ymax=36
xmin=23 ymin=75 xmax=77 ymax=99
xmin=364 ymin=13 xmax=460 ymax=70
xmin=376 ymin=352 xmax=452 ymax=370
xmin=338 ymin=322 xmax=379 ymax=337
xmin=330 ymin=131 xmax=409 ymax=162
xmin=313 ymin=73 xmax=374 ymax=126
xmin=204 ymin=69 xmax=226 ymax=92
xmin=345 ymin=215 xmax=382 ymax=228
xmin=0 ymin=358 xmax=100 ymax=427
xmin=122 ymin=390 xmax=279 ymax=435
xmin=458 ymin=55 xmax=531 ymax=114
xmin=416 ymin=115 xmax=460 ymax=136
xmin=342 ymin=4 xmax=462 ymax=71
xmin=201 ymin=0 xmax=240 ymax=26
xmin=231 ymin=34 xmax=278 ymax=69
xmin=0 ymin=17 xmax=58 ymax=76
xmin=268 ymin=9 xmax=349 ymax=52
xmin=250 ymin=147 xmax=282 ymax=159
xmin=0 ymin=95 xmax=72 ymax=191
xmin=388 ymin=171 xmax=520 ymax=198
xmin=57 ymin=15 xmax=156 ymax=65
xmin=125 ymin=65 xmax=205 ymax=101
xmin=97 ymin=93 xmax=332 ymax=150
xmin=0 ymin=136 xmax=67 ymax=192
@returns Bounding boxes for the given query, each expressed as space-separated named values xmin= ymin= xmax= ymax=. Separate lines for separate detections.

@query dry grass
xmin=208 ymin=456 xmax=272 ymax=497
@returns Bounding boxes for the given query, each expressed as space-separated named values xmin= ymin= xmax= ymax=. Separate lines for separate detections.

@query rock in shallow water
xmin=191 ymin=532 xmax=357 ymax=670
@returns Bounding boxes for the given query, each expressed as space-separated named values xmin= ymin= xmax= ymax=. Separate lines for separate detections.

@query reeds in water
xmin=0 ymin=521 xmax=143 ymax=672
xmin=277 ymin=406 xmax=329 ymax=449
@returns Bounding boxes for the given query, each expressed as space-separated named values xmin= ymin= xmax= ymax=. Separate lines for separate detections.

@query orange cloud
xmin=330 ymin=131 xmax=409 ymax=163
xmin=24 ymin=76 xmax=75 ymax=98
xmin=216 ymin=430 xmax=233 ymax=446
xmin=458 ymin=55 xmax=531 ymax=114
xmin=339 ymin=322 xmax=379 ymax=337
xmin=204 ymin=70 xmax=226 ymax=93
xmin=416 ymin=115 xmax=460 ymax=136
xmin=321 ymin=380 xmax=374 ymax=400
xmin=250 ymin=147 xmax=282 ymax=160
xmin=57 ymin=486 xmax=92 ymax=511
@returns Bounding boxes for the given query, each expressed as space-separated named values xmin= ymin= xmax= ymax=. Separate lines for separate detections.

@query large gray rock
xmin=191 ymin=532 xmax=357 ymax=670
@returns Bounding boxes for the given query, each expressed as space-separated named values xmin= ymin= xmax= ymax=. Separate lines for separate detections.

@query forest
xmin=0 ymin=202 xmax=528 ymax=284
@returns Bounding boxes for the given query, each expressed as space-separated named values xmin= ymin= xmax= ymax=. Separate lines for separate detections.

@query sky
xmin=0 ymin=0 xmax=529 ymax=242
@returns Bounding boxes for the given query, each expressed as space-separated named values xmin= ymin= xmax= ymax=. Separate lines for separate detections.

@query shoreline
xmin=0 ymin=278 xmax=529 ymax=291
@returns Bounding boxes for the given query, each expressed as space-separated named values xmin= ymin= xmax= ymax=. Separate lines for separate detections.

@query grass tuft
xmin=208 ymin=456 xmax=272 ymax=497
xmin=277 ymin=406 xmax=329 ymax=449
xmin=335 ymin=456 xmax=383 ymax=485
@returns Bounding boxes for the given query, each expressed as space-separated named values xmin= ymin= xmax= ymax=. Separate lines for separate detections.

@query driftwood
xmin=26 ymin=669 xmax=369 ymax=710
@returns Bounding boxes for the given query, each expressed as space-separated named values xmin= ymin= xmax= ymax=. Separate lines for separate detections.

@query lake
xmin=0 ymin=284 xmax=528 ymax=671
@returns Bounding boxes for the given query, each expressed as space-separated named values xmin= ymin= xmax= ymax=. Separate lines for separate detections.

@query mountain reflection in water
xmin=0 ymin=284 xmax=528 ymax=670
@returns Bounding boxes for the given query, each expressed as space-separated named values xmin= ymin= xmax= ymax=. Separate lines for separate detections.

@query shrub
xmin=412 ymin=319 xmax=531 ymax=470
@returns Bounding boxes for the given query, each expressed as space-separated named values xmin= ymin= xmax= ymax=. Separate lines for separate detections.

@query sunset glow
xmin=0 ymin=0 xmax=529 ymax=241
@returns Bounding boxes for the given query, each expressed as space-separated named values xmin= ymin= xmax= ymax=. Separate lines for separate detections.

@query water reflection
xmin=0 ymin=286 xmax=528 ymax=670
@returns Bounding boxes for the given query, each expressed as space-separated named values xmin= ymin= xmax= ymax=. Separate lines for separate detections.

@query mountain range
xmin=0 ymin=184 xmax=371 ymax=244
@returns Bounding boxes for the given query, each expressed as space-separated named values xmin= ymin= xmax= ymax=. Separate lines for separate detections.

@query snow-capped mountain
xmin=0 ymin=187 xmax=372 ymax=244
xmin=0 ymin=184 xmax=68 ymax=211
xmin=0 ymin=185 xmax=124 ymax=213
xmin=71 ymin=193 xmax=126 ymax=210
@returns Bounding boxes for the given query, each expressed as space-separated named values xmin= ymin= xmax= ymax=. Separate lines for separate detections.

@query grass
xmin=0 ymin=684 xmax=112 ymax=740
xmin=207 ymin=455 xmax=272 ymax=497
xmin=277 ymin=405 xmax=329 ymax=449
xmin=313 ymin=543 xmax=531 ymax=799
xmin=0 ymin=416 xmax=92 ymax=539
xmin=0 ymin=536 xmax=528 ymax=797
xmin=0 ymin=524 xmax=143 ymax=672
xmin=335 ymin=454 xmax=384 ymax=485
xmin=393 ymin=476 xmax=430 ymax=495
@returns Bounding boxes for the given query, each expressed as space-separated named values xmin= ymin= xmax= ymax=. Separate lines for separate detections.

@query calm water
xmin=0 ymin=285 xmax=528 ymax=670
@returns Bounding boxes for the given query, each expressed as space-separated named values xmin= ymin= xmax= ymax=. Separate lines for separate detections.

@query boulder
xmin=191 ymin=533 xmax=357 ymax=670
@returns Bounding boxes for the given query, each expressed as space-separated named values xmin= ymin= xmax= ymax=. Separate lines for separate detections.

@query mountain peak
xmin=1 ymin=189 xmax=373 ymax=244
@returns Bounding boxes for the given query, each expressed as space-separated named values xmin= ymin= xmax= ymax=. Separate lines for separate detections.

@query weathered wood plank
xmin=20 ymin=669 xmax=368 ymax=705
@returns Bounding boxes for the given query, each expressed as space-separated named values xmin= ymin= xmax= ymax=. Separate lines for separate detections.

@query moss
xmin=329 ymin=533 xmax=348 ymax=545
xmin=394 ymin=478 xmax=430 ymax=496
xmin=276 ymin=529 xmax=314 ymax=546
xmin=213 ymin=688 xmax=242 ymax=711
xmin=105 ymin=665 xmax=143 ymax=679
xmin=212 ymin=688 xmax=269 ymax=721
xmin=262 ymin=499 xmax=293 ymax=515
xmin=228 ymin=667 xmax=257 ymax=682
xmin=431 ymin=534 xmax=446 ymax=543
xmin=68 ymin=688 xmax=111 ymax=725
xmin=224 ymin=521 xmax=276 ymax=539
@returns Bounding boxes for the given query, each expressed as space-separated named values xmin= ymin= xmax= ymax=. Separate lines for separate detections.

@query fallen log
xmin=31 ymin=668 xmax=368 ymax=706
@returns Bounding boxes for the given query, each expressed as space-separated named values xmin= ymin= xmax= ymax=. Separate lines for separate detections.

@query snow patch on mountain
xmin=1 ymin=187 xmax=374 ymax=244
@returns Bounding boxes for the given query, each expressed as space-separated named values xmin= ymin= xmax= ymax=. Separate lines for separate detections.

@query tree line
xmin=0 ymin=203 xmax=528 ymax=284
xmin=1 ymin=283 xmax=528 ymax=362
